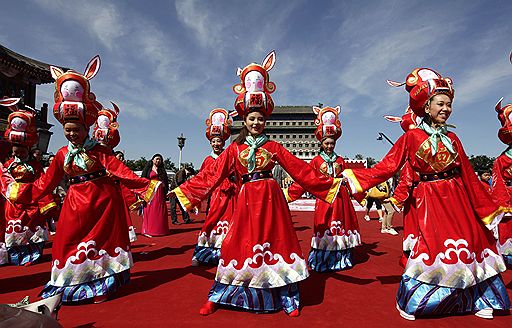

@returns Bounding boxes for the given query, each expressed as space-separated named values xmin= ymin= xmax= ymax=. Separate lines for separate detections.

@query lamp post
xmin=177 ymin=133 xmax=186 ymax=169
xmin=377 ymin=132 xmax=394 ymax=146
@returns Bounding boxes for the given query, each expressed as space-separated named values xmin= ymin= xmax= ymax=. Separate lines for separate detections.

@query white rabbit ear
xmin=84 ymin=55 xmax=101 ymax=80
xmin=0 ymin=97 xmax=20 ymax=111
xmin=50 ymin=66 xmax=64 ymax=80
xmin=110 ymin=101 xmax=120 ymax=115
xmin=228 ymin=110 xmax=238 ymax=117
xmin=236 ymin=67 xmax=243 ymax=76
xmin=334 ymin=105 xmax=341 ymax=113
xmin=386 ymin=79 xmax=405 ymax=87
xmin=495 ymin=97 xmax=504 ymax=113
xmin=384 ymin=115 xmax=402 ymax=123
xmin=312 ymin=106 xmax=321 ymax=115
xmin=262 ymin=50 xmax=276 ymax=71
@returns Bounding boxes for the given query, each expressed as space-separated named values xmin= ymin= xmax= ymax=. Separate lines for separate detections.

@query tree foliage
xmin=468 ymin=155 xmax=495 ymax=173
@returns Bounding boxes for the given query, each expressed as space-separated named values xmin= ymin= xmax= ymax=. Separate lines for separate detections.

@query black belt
xmin=241 ymin=170 xmax=273 ymax=184
xmin=69 ymin=169 xmax=107 ymax=185
xmin=419 ymin=167 xmax=459 ymax=182
xmin=505 ymin=180 xmax=512 ymax=187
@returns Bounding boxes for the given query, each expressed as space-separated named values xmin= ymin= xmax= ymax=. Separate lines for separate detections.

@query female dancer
xmin=140 ymin=154 xmax=169 ymax=237
xmin=192 ymin=108 xmax=237 ymax=266
xmin=343 ymin=68 xmax=510 ymax=320
xmin=171 ymin=51 xmax=341 ymax=316
xmin=1 ymin=97 xmax=56 ymax=265
xmin=286 ymin=105 xmax=360 ymax=272
xmin=6 ymin=56 xmax=159 ymax=303
xmin=490 ymin=98 xmax=512 ymax=267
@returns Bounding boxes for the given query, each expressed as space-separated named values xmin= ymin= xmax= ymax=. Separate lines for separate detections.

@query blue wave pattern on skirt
xmin=8 ymin=241 xmax=45 ymax=266
xmin=192 ymin=245 xmax=220 ymax=265
xmin=503 ymin=255 xmax=512 ymax=269
xmin=208 ymin=281 xmax=300 ymax=313
xmin=308 ymin=247 xmax=353 ymax=272
xmin=41 ymin=269 xmax=130 ymax=303
xmin=397 ymin=274 xmax=510 ymax=316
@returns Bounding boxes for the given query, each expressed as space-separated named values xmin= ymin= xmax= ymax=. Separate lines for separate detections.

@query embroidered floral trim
xmin=499 ymin=238 xmax=512 ymax=256
xmin=0 ymin=242 xmax=7 ymax=265
xmin=5 ymin=220 xmax=30 ymax=246
xmin=216 ymin=243 xmax=309 ymax=288
xmin=29 ymin=226 xmax=48 ymax=243
xmin=197 ymin=220 xmax=229 ymax=248
xmin=51 ymin=240 xmax=132 ymax=286
xmin=405 ymin=238 xmax=506 ymax=288
xmin=311 ymin=227 xmax=361 ymax=251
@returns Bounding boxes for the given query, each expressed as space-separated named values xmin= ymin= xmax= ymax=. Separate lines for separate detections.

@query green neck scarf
xmin=418 ymin=120 xmax=456 ymax=156
xmin=7 ymin=156 xmax=34 ymax=174
xmin=504 ymin=145 xmax=512 ymax=160
xmin=244 ymin=134 xmax=269 ymax=173
xmin=319 ymin=151 xmax=338 ymax=176
xmin=64 ymin=137 xmax=98 ymax=171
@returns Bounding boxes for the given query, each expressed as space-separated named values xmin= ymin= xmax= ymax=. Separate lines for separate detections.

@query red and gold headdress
xmin=233 ymin=50 xmax=276 ymax=117
xmin=0 ymin=98 xmax=38 ymax=147
xmin=205 ymin=108 xmax=233 ymax=142
xmin=495 ymin=98 xmax=512 ymax=145
xmin=93 ymin=101 xmax=121 ymax=148
xmin=387 ymin=68 xmax=454 ymax=117
xmin=50 ymin=55 xmax=102 ymax=127
xmin=313 ymin=106 xmax=342 ymax=141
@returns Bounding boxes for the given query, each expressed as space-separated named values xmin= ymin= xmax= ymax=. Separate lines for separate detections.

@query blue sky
xmin=1 ymin=0 xmax=511 ymax=167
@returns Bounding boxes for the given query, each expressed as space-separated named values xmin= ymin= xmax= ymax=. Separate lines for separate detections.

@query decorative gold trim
xmin=283 ymin=188 xmax=292 ymax=202
xmin=174 ymin=187 xmax=193 ymax=211
xmin=482 ymin=206 xmax=512 ymax=225
xmin=325 ymin=178 xmax=342 ymax=204
xmin=40 ymin=201 xmax=57 ymax=214
xmin=128 ymin=199 xmax=144 ymax=211
xmin=142 ymin=180 xmax=161 ymax=203
xmin=343 ymin=169 xmax=363 ymax=193
xmin=7 ymin=182 xmax=20 ymax=202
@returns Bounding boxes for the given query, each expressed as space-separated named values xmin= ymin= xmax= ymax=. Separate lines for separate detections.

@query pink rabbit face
xmin=10 ymin=117 xmax=28 ymax=131
xmin=211 ymin=112 xmax=226 ymax=125
xmin=244 ymin=71 xmax=264 ymax=92
xmin=97 ymin=115 xmax=111 ymax=129
xmin=60 ymin=80 xmax=84 ymax=101
xmin=321 ymin=111 xmax=336 ymax=124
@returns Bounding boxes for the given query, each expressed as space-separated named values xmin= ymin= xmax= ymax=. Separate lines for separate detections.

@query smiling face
xmin=210 ymin=137 xmax=225 ymax=155
xmin=64 ymin=122 xmax=88 ymax=146
xmin=321 ymin=137 xmax=336 ymax=155
xmin=425 ymin=93 xmax=452 ymax=125
xmin=244 ymin=111 xmax=266 ymax=136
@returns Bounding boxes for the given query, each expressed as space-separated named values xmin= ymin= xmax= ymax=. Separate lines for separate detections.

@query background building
xmin=0 ymin=44 xmax=62 ymax=161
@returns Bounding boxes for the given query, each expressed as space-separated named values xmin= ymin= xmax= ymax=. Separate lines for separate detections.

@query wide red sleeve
xmin=491 ymin=155 xmax=511 ymax=208
xmin=0 ymin=162 xmax=14 ymax=194
xmin=174 ymin=144 xmax=236 ymax=210
xmin=454 ymin=136 xmax=506 ymax=226
xmin=284 ymin=157 xmax=321 ymax=202
xmin=97 ymin=149 xmax=160 ymax=203
xmin=390 ymin=162 xmax=415 ymax=206
xmin=7 ymin=149 xmax=66 ymax=204
xmin=274 ymin=145 xmax=340 ymax=204
xmin=343 ymin=132 xmax=409 ymax=194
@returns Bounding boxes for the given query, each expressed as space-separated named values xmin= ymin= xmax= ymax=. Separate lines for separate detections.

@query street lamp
xmin=177 ymin=133 xmax=186 ymax=169
xmin=377 ymin=132 xmax=394 ymax=146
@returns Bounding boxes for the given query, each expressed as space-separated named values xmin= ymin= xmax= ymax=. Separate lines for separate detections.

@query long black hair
xmin=141 ymin=153 xmax=169 ymax=194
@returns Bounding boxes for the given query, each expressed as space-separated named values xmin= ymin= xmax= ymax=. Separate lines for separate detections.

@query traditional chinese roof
xmin=0 ymin=44 xmax=66 ymax=84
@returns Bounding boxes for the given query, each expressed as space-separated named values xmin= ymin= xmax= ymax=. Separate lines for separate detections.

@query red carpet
xmin=1 ymin=210 xmax=510 ymax=328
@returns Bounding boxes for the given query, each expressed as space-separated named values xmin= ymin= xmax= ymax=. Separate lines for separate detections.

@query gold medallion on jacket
xmin=239 ymin=147 xmax=273 ymax=170
xmin=319 ymin=162 xmax=342 ymax=177
xmin=416 ymin=138 xmax=457 ymax=172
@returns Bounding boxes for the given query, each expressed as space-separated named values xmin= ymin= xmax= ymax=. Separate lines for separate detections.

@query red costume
xmin=174 ymin=51 xmax=341 ymax=315
xmin=490 ymin=99 xmax=512 ymax=267
xmin=345 ymin=69 xmax=510 ymax=319
xmin=6 ymin=55 xmax=159 ymax=303
xmin=286 ymin=106 xmax=360 ymax=272
xmin=192 ymin=108 xmax=237 ymax=265
xmin=1 ymin=97 xmax=56 ymax=266
xmin=0 ymin=162 xmax=14 ymax=265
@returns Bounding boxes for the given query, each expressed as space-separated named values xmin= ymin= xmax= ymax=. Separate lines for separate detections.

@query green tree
xmin=366 ymin=157 xmax=377 ymax=167
xmin=468 ymin=155 xmax=495 ymax=173
xmin=125 ymin=157 xmax=148 ymax=171
xmin=164 ymin=158 xmax=178 ymax=172
xmin=354 ymin=154 xmax=364 ymax=160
